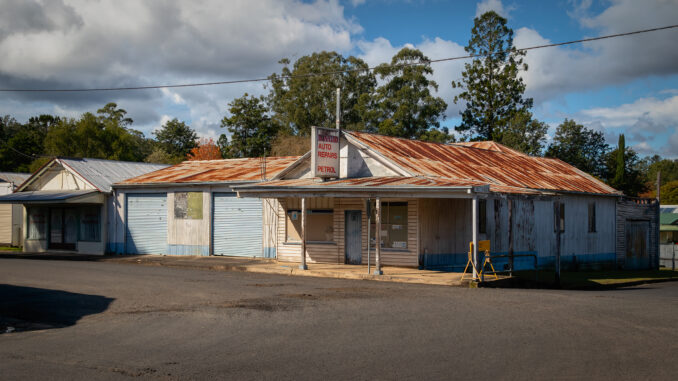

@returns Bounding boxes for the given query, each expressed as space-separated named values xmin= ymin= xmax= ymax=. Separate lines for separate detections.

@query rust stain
xmin=119 ymin=156 xmax=300 ymax=184
xmin=348 ymin=131 xmax=617 ymax=195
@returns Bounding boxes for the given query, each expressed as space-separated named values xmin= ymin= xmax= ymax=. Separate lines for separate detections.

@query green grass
xmin=0 ymin=246 xmax=22 ymax=252
xmin=498 ymin=268 xmax=678 ymax=289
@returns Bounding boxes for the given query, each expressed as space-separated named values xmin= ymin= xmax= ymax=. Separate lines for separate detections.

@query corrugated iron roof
xmin=0 ymin=190 xmax=97 ymax=203
xmin=660 ymin=213 xmax=678 ymax=225
xmin=59 ymin=158 xmax=169 ymax=192
xmin=0 ymin=172 xmax=30 ymax=186
xmin=346 ymin=131 xmax=618 ymax=195
xmin=247 ymin=176 xmax=483 ymax=188
xmin=119 ymin=156 xmax=301 ymax=185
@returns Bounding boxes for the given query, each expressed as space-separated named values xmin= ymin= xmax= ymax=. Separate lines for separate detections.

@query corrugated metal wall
xmin=419 ymin=194 xmax=618 ymax=271
xmin=616 ymin=198 xmax=659 ymax=269
xmin=212 ymin=193 xmax=264 ymax=257
xmin=125 ymin=193 xmax=168 ymax=254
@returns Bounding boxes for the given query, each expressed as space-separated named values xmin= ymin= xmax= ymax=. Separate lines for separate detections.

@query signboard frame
xmin=311 ymin=126 xmax=340 ymax=179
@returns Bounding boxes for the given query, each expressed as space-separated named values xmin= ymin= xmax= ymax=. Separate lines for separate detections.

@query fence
xmin=660 ymin=244 xmax=677 ymax=270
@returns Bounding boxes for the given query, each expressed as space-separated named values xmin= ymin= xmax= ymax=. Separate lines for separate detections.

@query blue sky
xmin=1 ymin=0 xmax=677 ymax=157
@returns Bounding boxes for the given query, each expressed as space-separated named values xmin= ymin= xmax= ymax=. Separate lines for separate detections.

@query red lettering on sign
xmin=317 ymin=135 xmax=339 ymax=143
xmin=317 ymin=166 xmax=336 ymax=174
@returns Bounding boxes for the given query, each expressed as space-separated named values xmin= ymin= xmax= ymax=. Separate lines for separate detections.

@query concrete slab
xmin=0 ymin=251 xmax=484 ymax=286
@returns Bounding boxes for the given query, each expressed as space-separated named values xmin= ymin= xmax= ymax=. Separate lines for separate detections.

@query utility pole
xmin=657 ymin=170 xmax=661 ymax=202
xmin=554 ymin=200 xmax=561 ymax=287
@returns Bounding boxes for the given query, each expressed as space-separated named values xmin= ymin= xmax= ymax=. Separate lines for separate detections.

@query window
xmin=479 ymin=199 xmax=487 ymax=234
xmin=79 ymin=206 xmax=101 ymax=242
xmin=588 ymin=202 xmax=596 ymax=233
xmin=285 ymin=209 xmax=335 ymax=243
xmin=27 ymin=207 xmax=47 ymax=240
xmin=554 ymin=202 xmax=565 ymax=232
xmin=370 ymin=202 xmax=408 ymax=249
xmin=174 ymin=192 xmax=203 ymax=219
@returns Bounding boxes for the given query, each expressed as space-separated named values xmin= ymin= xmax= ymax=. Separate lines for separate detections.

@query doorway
xmin=345 ymin=210 xmax=362 ymax=265
xmin=49 ymin=208 xmax=77 ymax=250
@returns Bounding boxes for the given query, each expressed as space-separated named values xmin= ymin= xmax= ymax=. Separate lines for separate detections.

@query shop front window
xmin=27 ymin=207 xmax=47 ymax=240
xmin=286 ymin=209 xmax=335 ymax=243
xmin=370 ymin=202 xmax=408 ymax=249
xmin=79 ymin=206 xmax=101 ymax=242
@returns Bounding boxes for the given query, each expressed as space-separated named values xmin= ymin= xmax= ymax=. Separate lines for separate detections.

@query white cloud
xmin=516 ymin=0 xmax=678 ymax=103
xmin=579 ymin=94 xmax=678 ymax=130
xmin=0 ymin=0 xmax=360 ymax=138
xmin=475 ymin=0 xmax=512 ymax=18
xmin=577 ymin=94 xmax=678 ymax=157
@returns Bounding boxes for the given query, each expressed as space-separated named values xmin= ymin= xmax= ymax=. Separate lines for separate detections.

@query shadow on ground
xmin=0 ymin=284 xmax=114 ymax=333
xmin=479 ymin=269 xmax=678 ymax=291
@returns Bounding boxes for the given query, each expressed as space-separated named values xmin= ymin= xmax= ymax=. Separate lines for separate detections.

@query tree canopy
xmin=221 ymin=93 xmax=280 ymax=158
xmin=453 ymin=11 xmax=533 ymax=142
xmin=371 ymin=47 xmax=449 ymax=140
xmin=186 ymin=138 xmax=222 ymax=161
xmin=545 ymin=119 xmax=609 ymax=179
xmin=153 ymin=118 xmax=197 ymax=161
xmin=268 ymin=51 xmax=376 ymax=135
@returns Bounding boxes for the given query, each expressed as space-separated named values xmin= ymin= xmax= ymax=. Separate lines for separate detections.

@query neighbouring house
xmin=110 ymin=157 xmax=300 ymax=256
xmin=234 ymin=128 xmax=660 ymax=271
xmin=0 ymin=158 xmax=168 ymax=254
xmin=0 ymin=172 xmax=31 ymax=246
xmin=660 ymin=211 xmax=678 ymax=244
xmin=659 ymin=207 xmax=678 ymax=268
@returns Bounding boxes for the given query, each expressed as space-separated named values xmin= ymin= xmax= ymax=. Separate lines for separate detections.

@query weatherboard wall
xmin=275 ymin=197 xmax=419 ymax=267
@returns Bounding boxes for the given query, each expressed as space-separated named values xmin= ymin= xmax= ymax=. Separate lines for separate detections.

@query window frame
xmin=284 ymin=208 xmax=335 ymax=244
xmin=78 ymin=205 xmax=101 ymax=242
xmin=554 ymin=202 xmax=565 ymax=232
xmin=588 ymin=202 xmax=596 ymax=233
xmin=370 ymin=201 xmax=409 ymax=250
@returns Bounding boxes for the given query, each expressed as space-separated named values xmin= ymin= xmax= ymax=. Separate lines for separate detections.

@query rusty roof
xmin=346 ymin=131 xmax=618 ymax=195
xmin=118 ymin=156 xmax=300 ymax=185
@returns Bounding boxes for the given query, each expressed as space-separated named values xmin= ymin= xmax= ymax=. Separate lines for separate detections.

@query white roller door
xmin=126 ymin=193 xmax=167 ymax=254
xmin=212 ymin=193 xmax=263 ymax=257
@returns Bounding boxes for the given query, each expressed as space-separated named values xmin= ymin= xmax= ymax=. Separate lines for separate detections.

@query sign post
xmin=311 ymin=126 xmax=340 ymax=179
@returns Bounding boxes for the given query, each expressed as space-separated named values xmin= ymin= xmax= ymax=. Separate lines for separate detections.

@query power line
xmin=1 ymin=24 xmax=676 ymax=93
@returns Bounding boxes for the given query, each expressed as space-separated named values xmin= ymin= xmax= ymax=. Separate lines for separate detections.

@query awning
xmin=233 ymin=176 xmax=490 ymax=199
xmin=0 ymin=190 xmax=103 ymax=204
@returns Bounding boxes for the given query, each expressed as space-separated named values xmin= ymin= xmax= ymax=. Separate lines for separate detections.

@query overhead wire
xmin=0 ymin=24 xmax=676 ymax=93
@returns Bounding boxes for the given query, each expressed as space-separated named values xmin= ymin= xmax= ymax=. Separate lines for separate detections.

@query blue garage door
xmin=212 ymin=193 xmax=263 ymax=257
xmin=126 ymin=193 xmax=167 ymax=254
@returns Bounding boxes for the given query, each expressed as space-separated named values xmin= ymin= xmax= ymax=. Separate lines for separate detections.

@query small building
xmin=0 ymin=172 xmax=30 ymax=246
xmin=660 ymin=212 xmax=678 ymax=244
xmin=110 ymin=157 xmax=300 ymax=256
xmin=235 ymin=129 xmax=659 ymax=271
xmin=0 ymin=158 xmax=167 ymax=254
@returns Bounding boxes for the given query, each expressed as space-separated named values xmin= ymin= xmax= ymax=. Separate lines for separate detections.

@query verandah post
xmin=374 ymin=197 xmax=382 ymax=275
xmin=300 ymin=197 xmax=307 ymax=270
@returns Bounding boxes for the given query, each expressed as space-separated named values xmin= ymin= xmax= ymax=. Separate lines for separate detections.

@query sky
xmin=1 ymin=0 xmax=677 ymax=158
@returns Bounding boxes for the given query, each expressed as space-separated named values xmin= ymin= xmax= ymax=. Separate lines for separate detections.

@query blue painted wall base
xmin=420 ymin=252 xmax=617 ymax=272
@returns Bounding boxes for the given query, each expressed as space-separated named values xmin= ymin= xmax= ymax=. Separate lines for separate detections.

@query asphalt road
xmin=1 ymin=258 xmax=677 ymax=380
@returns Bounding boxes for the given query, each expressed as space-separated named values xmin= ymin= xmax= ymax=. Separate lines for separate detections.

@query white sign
xmin=311 ymin=126 xmax=340 ymax=178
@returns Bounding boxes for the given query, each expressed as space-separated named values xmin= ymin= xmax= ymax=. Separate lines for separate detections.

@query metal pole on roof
xmin=336 ymin=88 xmax=340 ymax=131
xmin=336 ymin=87 xmax=341 ymax=180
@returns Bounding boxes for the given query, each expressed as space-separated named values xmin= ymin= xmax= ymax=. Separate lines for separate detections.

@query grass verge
xmin=0 ymin=246 xmax=21 ymax=252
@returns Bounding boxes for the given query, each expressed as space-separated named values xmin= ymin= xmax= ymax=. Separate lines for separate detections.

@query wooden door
xmin=345 ymin=210 xmax=362 ymax=265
